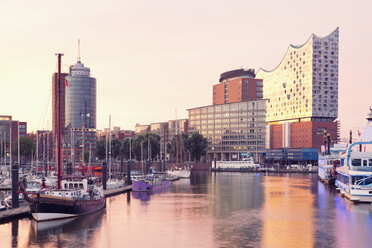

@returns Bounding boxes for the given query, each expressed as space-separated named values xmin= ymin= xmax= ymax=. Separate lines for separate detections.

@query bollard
xmin=102 ymin=162 xmax=107 ymax=190
xmin=11 ymin=163 xmax=19 ymax=208
xmin=127 ymin=160 xmax=132 ymax=185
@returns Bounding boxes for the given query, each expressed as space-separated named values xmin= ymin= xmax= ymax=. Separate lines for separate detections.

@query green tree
xmin=167 ymin=133 xmax=189 ymax=160
xmin=111 ymin=138 xmax=122 ymax=160
xmin=132 ymin=133 xmax=161 ymax=161
xmin=12 ymin=136 xmax=36 ymax=161
xmin=95 ymin=139 xmax=106 ymax=161
xmin=188 ymin=132 xmax=207 ymax=163
xmin=119 ymin=138 xmax=132 ymax=160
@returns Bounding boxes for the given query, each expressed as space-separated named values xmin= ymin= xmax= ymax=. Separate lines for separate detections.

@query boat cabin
xmin=349 ymin=152 xmax=372 ymax=172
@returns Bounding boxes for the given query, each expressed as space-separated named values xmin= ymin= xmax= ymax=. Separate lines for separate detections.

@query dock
xmin=103 ymin=185 xmax=132 ymax=197
xmin=0 ymin=185 xmax=132 ymax=223
xmin=0 ymin=204 xmax=31 ymax=223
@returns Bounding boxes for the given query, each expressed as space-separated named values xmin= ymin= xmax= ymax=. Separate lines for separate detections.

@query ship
xmin=335 ymin=108 xmax=372 ymax=202
xmin=19 ymin=53 xmax=105 ymax=221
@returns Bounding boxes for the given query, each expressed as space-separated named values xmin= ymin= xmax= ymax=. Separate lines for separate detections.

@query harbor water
xmin=1 ymin=171 xmax=372 ymax=248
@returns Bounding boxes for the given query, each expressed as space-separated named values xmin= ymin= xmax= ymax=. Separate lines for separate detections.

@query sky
xmin=0 ymin=0 xmax=371 ymax=140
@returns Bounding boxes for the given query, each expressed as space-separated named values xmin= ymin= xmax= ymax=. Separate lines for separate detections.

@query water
xmin=1 ymin=172 xmax=372 ymax=248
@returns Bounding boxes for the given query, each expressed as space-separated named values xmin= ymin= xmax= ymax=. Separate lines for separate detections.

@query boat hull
xmin=30 ymin=196 xmax=106 ymax=221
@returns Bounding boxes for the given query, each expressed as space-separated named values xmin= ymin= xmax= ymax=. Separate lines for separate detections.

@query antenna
xmin=77 ymin=39 xmax=81 ymax=62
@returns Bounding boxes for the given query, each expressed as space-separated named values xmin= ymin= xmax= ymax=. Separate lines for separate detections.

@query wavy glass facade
xmin=256 ymin=28 xmax=339 ymax=150
xmin=188 ymin=100 xmax=266 ymax=162
xmin=65 ymin=61 xmax=96 ymax=130
xmin=256 ymin=28 xmax=339 ymax=123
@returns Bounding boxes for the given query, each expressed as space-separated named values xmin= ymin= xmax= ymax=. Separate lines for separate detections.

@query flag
xmin=65 ymin=79 xmax=70 ymax=87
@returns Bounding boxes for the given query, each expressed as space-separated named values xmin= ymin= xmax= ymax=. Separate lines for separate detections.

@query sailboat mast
xmin=109 ymin=114 xmax=112 ymax=178
xmin=17 ymin=121 xmax=20 ymax=167
xmin=56 ymin=53 xmax=63 ymax=189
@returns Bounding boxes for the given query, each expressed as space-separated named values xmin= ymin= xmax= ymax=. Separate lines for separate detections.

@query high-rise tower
xmin=256 ymin=28 xmax=339 ymax=150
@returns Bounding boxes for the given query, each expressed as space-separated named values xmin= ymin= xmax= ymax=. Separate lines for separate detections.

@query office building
xmin=188 ymin=100 xmax=266 ymax=162
xmin=213 ymin=69 xmax=263 ymax=105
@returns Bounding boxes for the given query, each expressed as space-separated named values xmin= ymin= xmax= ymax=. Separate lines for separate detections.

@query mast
xmin=82 ymin=114 xmax=85 ymax=171
xmin=9 ymin=119 xmax=12 ymax=176
xmin=17 ymin=121 xmax=20 ymax=167
xmin=56 ymin=53 xmax=63 ymax=189
xmin=109 ymin=114 xmax=112 ymax=178
xmin=36 ymin=132 xmax=38 ymax=170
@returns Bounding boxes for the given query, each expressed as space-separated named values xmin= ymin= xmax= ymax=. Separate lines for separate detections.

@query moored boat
xmin=335 ymin=108 xmax=372 ymax=202
xmin=132 ymin=174 xmax=171 ymax=193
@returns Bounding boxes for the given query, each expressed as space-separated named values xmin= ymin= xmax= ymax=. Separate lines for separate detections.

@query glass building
xmin=256 ymin=28 xmax=339 ymax=150
xmin=65 ymin=60 xmax=96 ymax=130
xmin=188 ymin=100 xmax=266 ymax=162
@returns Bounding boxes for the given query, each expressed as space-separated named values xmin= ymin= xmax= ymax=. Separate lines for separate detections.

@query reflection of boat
xmin=336 ymin=109 xmax=372 ymax=202
xmin=132 ymin=191 xmax=152 ymax=201
xmin=32 ymin=217 xmax=77 ymax=232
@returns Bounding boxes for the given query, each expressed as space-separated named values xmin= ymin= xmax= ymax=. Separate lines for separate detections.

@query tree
xmin=111 ymin=138 xmax=122 ymax=160
xmin=167 ymin=133 xmax=189 ymax=160
xmin=95 ymin=139 xmax=106 ymax=161
xmin=132 ymin=133 xmax=161 ymax=161
xmin=12 ymin=136 xmax=35 ymax=161
xmin=119 ymin=138 xmax=132 ymax=161
xmin=188 ymin=132 xmax=207 ymax=163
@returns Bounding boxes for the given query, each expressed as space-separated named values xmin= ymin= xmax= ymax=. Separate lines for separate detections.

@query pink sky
xmin=1 ymin=0 xmax=371 ymax=140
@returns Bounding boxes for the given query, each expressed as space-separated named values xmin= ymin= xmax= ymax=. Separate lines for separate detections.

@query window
xmin=352 ymin=159 xmax=361 ymax=166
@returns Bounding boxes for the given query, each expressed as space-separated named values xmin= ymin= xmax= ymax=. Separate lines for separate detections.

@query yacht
xmin=335 ymin=108 xmax=372 ymax=202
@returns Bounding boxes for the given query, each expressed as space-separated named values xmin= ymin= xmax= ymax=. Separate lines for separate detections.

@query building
xmin=0 ymin=116 xmax=12 ymax=163
xmin=150 ymin=122 xmax=168 ymax=159
xmin=97 ymin=128 xmax=135 ymax=141
xmin=256 ymin=28 xmax=339 ymax=150
xmin=188 ymin=100 xmax=266 ymax=162
xmin=135 ymin=124 xmax=150 ymax=135
xmin=213 ymin=69 xmax=263 ymax=105
xmin=167 ymin=119 xmax=188 ymax=141
xmin=64 ymin=56 xmax=97 ymax=156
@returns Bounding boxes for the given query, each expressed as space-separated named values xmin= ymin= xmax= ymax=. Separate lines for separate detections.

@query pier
xmin=0 ymin=185 xmax=133 ymax=223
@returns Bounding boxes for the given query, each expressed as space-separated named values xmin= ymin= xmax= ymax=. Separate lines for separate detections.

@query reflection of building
xmin=188 ymin=100 xmax=266 ymax=162
xmin=261 ymin=176 xmax=314 ymax=247
xmin=256 ymin=28 xmax=339 ymax=150
xmin=213 ymin=69 xmax=263 ymax=105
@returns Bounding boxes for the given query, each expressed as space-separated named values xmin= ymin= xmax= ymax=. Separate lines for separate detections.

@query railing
xmin=350 ymin=166 xmax=372 ymax=172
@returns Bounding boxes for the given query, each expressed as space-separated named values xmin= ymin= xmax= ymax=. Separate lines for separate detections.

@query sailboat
xmin=20 ymin=53 xmax=105 ymax=221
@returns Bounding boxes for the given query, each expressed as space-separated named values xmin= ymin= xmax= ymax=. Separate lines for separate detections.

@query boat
xmin=335 ymin=108 xmax=372 ymax=202
xmin=167 ymin=168 xmax=191 ymax=178
xmin=19 ymin=53 xmax=105 ymax=221
xmin=132 ymin=173 xmax=171 ymax=192
xmin=214 ymin=156 xmax=260 ymax=170
xmin=318 ymin=144 xmax=346 ymax=184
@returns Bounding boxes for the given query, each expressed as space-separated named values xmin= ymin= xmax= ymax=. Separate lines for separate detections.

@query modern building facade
xmin=65 ymin=60 xmax=96 ymax=130
xmin=188 ymin=100 xmax=266 ymax=162
xmin=213 ymin=69 xmax=263 ymax=105
xmin=256 ymin=28 xmax=339 ymax=150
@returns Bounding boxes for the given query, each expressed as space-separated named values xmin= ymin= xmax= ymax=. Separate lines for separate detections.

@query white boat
xmin=335 ymin=108 xmax=372 ymax=202
xmin=215 ymin=156 xmax=260 ymax=169
xmin=167 ymin=169 xmax=190 ymax=178
xmin=318 ymin=145 xmax=346 ymax=184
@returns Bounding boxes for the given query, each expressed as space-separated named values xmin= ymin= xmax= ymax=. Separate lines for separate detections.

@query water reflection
xmin=261 ymin=174 xmax=315 ymax=248
xmin=1 ymin=173 xmax=372 ymax=247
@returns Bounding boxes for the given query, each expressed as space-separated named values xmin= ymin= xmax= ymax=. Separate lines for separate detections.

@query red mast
xmin=56 ymin=53 xmax=64 ymax=189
